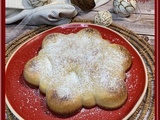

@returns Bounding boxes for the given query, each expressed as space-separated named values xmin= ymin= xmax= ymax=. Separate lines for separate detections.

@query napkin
xmin=6 ymin=0 xmax=77 ymax=25
xmin=6 ymin=0 xmax=111 ymax=25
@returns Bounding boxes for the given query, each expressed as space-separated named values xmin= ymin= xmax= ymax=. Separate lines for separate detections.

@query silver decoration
xmin=28 ymin=0 xmax=50 ymax=7
xmin=113 ymin=0 xmax=137 ymax=17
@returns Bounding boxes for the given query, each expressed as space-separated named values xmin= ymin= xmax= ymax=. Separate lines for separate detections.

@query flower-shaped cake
xmin=24 ymin=28 xmax=132 ymax=116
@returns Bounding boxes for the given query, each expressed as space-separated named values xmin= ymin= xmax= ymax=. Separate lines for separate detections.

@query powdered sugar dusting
xmin=56 ymin=72 xmax=80 ymax=98
xmin=24 ymin=28 xmax=132 ymax=112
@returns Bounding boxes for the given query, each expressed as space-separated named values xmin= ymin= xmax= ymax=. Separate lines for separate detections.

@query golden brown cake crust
xmin=23 ymin=28 xmax=132 ymax=116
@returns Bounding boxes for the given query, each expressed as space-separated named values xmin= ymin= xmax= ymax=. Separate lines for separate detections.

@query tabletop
xmin=6 ymin=0 xmax=155 ymax=48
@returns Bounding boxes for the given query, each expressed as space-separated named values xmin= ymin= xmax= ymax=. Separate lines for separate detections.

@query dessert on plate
xmin=23 ymin=28 xmax=132 ymax=116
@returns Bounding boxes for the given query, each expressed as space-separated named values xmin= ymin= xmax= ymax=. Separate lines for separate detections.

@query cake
xmin=23 ymin=28 xmax=132 ymax=116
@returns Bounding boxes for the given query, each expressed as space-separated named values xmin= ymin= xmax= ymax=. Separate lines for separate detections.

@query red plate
xmin=5 ymin=23 xmax=148 ymax=120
